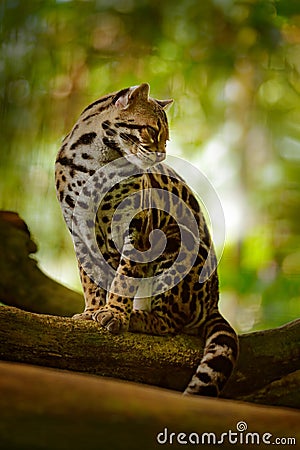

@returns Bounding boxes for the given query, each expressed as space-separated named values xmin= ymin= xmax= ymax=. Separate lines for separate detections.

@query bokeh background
xmin=1 ymin=0 xmax=300 ymax=332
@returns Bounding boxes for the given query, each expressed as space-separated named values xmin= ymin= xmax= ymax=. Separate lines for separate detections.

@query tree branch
xmin=0 ymin=211 xmax=83 ymax=316
xmin=0 ymin=361 xmax=299 ymax=450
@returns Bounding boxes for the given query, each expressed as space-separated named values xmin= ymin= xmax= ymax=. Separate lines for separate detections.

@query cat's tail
xmin=183 ymin=311 xmax=238 ymax=396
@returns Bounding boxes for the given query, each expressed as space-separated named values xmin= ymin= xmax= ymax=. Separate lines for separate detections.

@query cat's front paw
xmin=72 ymin=311 xmax=93 ymax=321
xmin=92 ymin=308 xmax=129 ymax=334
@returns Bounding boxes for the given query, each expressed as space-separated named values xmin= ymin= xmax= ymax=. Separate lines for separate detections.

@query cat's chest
xmin=96 ymin=178 xmax=154 ymax=247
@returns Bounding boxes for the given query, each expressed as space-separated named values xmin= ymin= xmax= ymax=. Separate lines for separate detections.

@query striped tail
xmin=184 ymin=311 xmax=238 ymax=396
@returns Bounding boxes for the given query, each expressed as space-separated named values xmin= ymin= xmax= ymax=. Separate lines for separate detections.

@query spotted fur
xmin=55 ymin=83 xmax=238 ymax=396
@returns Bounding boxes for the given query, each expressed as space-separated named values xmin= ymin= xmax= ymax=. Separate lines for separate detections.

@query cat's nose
xmin=155 ymin=152 xmax=165 ymax=162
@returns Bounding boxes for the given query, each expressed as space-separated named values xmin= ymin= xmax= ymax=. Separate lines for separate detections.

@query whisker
xmin=120 ymin=134 xmax=152 ymax=157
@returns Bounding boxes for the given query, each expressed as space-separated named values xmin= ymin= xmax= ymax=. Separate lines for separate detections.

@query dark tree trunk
xmin=0 ymin=211 xmax=84 ymax=316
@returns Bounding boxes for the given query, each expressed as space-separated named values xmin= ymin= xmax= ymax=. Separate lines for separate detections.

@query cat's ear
xmin=155 ymin=98 xmax=173 ymax=110
xmin=115 ymin=83 xmax=150 ymax=109
xmin=129 ymin=83 xmax=150 ymax=101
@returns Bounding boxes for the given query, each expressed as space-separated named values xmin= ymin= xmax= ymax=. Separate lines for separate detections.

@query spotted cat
xmin=55 ymin=83 xmax=238 ymax=396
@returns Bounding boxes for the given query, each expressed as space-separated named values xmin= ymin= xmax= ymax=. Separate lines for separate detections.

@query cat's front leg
xmin=93 ymin=226 xmax=144 ymax=333
xmin=93 ymin=266 xmax=140 ymax=333
xmin=73 ymin=266 xmax=106 ymax=321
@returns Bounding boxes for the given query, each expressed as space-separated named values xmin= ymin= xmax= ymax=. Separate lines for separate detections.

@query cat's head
xmin=112 ymin=83 xmax=173 ymax=169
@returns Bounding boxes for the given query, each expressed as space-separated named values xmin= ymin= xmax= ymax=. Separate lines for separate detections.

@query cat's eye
xmin=147 ymin=126 xmax=159 ymax=142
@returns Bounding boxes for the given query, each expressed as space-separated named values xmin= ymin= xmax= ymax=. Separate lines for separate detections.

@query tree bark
xmin=0 ymin=361 xmax=299 ymax=450
xmin=1 ymin=211 xmax=300 ymax=410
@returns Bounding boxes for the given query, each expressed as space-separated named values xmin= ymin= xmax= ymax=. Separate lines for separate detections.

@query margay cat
xmin=55 ymin=83 xmax=238 ymax=396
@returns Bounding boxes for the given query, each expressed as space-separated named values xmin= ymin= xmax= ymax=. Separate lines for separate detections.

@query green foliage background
xmin=1 ymin=0 xmax=300 ymax=331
